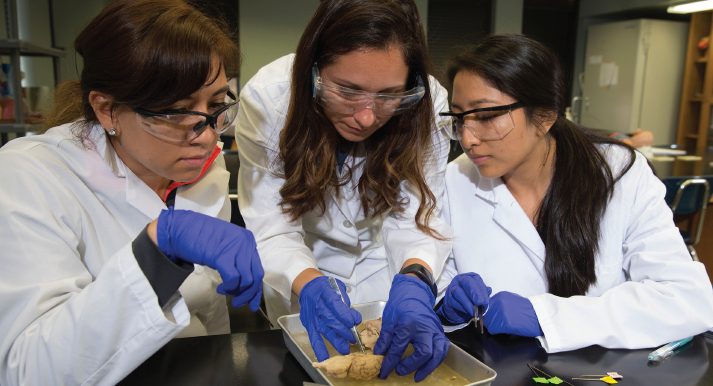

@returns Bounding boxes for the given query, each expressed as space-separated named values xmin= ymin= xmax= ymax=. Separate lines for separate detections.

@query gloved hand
xmin=436 ymin=273 xmax=492 ymax=325
xmin=157 ymin=207 xmax=264 ymax=311
xmin=374 ymin=274 xmax=450 ymax=382
xmin=299 ymin=276 xmax=362 ymax=362
xmin=483 ymin=291 xmax=543 ymax=337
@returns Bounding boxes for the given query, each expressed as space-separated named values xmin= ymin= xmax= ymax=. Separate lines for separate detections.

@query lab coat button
xmin=343 ymin=220 xmax=353 ymax=228
xmin=194 ymin=265 xmax=204 ymax=275
xmin=346 ymin=285 xmax=352 ymax=293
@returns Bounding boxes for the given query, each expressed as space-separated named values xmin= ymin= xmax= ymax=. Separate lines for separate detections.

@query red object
xmin=699 ymin=36 xmax=710 ymax=50
xmin=162 ymin=145 xmax=222 ymax=202
xmin=0 ymin=99 xmax=14 ymax=119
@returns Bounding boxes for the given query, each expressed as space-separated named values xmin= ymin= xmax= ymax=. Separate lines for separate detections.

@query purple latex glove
xmin=299 ymin=276 xmax=363 ymax=362
xmin=437 ymin=273 xmax=492 ymax=324
xmin=483 ymin=291 xmax=543 ymax=337
xmin=157 ymin=207 xmax=264 ymax=311
xmin=374 ymin=274 xmax=450 ymax=382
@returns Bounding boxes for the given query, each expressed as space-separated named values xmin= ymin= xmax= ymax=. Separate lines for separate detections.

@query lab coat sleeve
xmin=382 ymin=77 xmax=454 ymax=280
xmin=529 ymin=151 xmax=713 ymax=353
xmin=236 ymin=72 xmax=320 ymax=305
xmin=0 ymin=150 xmax=191 ymax=386
xmin=436 ymin=182 xmax=471 ymax=333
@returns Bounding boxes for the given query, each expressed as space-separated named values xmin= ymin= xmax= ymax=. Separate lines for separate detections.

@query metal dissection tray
xmin=277 ymin=301 xmax=497 ymax=385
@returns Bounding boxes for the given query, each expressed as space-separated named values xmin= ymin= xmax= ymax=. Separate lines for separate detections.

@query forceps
xmin=328 ymin=277 xmax=366 ymax=354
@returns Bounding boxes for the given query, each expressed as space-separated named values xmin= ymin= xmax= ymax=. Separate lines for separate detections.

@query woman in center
xmin=237 ymin=0 xmax=452 ymax=381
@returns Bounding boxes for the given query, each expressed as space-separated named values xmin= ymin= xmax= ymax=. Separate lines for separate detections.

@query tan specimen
xmin=312 ymin=355 xmax=354 ymax=378
xmin=347 ymin=353 xmax=384 ymax=381
xmin=359 ymin=318 xmax=382 ymax=350
xmin=313 ymin=353 xmax=385 ymax=381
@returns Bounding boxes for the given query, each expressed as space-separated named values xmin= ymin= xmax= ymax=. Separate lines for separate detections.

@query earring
xmin=108 ymin=128 xmax=117 ymax=136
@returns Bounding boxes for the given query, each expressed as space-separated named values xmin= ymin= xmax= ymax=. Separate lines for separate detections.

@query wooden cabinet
xmin=675 ymin=11 xmax=713 ymax=176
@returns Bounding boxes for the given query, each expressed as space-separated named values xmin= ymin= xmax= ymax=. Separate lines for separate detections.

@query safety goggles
xmin=312 ymin=64 xmax=425 ymax=117
xmin=132 ymin=90 xmax=239 ymax=142
xmin=439 ymin=102 xmax=523 ymax=142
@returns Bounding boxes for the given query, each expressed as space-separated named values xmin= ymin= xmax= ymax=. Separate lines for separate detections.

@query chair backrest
xmin=661 ymin=175 xmax=713 ymax=247
xmin=221 ymin=150 xmax=245 ymax=228
xmin=662 ymin=175 xmax=713 ymax=214
xmin=222 ymin=150 xmax=240 ymax=194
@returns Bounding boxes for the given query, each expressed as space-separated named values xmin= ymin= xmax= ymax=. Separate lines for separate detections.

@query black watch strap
xmin=399 ymin=263 xmax=437 ymax=298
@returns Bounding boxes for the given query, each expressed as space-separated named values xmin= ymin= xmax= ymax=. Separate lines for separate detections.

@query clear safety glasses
xmin=312 ymin=64 xmax=425 ymax=117
xmin=439 ymin=102 xmax=523 ymax=142
xmin=132 ymin=90 xmax=240 ymax=142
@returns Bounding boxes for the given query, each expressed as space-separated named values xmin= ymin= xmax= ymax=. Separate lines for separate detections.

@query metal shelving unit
xmin=0 ymin=0 xmax=64 ymax=144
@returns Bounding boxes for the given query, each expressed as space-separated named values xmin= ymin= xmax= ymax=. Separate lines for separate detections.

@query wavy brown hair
xmin=42 ymin=0 xmax=239 ymax=143
xmin=278 ymin=0 xmax=443 ymax=238
xmin=446 ymin=34 xmax=635 ymax=297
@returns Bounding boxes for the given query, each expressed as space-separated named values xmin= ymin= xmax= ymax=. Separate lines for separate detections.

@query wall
xmin=239 ymin=0 xmax=429 ymax=90
xmin=53 ymin=0 xmax=112 ymax=84
xmin=238 ymin=0 xmax=319 ymax=89
xmin=21 ymin=0 xmax=429 ymax=93
xmin=492 ymin=0 xmax=523 ymax=34
xmin=18 ymin=0 xmax=53 ymax=88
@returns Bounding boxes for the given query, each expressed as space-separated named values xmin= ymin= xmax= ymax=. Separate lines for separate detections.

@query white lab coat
xmin=236 ymin=54 xmax=453 ymax=323
xmin=0 ymin=122 xmax=232 ymax=386
xmin=439 ymin=145 xmax=713 ymax=353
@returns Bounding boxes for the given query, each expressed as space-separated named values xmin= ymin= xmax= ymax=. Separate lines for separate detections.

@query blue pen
xmin=647 ymin=337 xmax=693 ymax=361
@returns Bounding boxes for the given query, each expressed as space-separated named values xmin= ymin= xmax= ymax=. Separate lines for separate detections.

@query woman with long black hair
xmin=435 ymin=34 xmax=713 ymax=352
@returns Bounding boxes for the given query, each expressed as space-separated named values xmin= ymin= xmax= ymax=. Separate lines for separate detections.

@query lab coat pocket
xmin=309 ymin=238 xmax=357 ymax=279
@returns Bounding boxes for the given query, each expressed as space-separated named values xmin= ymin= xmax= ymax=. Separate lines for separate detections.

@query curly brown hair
xmin=278 ymin=0 xmax=444 ymax=239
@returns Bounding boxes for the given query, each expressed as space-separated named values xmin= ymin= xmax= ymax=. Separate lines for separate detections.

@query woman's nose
xmin=353 ymin=103 xmax=377 ymax=127
xmin=190 ymin=121 xmax=218 ymax=145
xmin=460 ymin=127 xmax=482 ymax=149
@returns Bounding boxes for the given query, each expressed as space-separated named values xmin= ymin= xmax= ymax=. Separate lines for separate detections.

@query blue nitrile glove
xmin=436 ymin=273 xmax=492 ymax=325
xmin=374 ymin=274 xmax=450 ymax=382
xmin=157 ymin=207 xmax=264 ymax=311
xmin=299 ymin=276 xmax=363 ymax=362
xmin=483 ymin=291 xmax=543 ymax=337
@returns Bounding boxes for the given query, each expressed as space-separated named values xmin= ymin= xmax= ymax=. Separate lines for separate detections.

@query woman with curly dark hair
xmin=237 ymin=0 xmax=451 ymax=381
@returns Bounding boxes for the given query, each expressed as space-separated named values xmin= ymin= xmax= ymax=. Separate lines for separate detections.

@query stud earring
xmin=108 ymin=128 xmax=117 ymax=136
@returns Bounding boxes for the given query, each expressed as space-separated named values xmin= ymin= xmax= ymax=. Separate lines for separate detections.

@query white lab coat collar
xmin=89 ymin=122 xmax=126 ymax=178
xmin=90 ymin=121 xmax=229 ymax=219
xmin=176 ymin=144 xmax=229 ymax=219
xmin=474 ymin=174 xmax=546 ymax=262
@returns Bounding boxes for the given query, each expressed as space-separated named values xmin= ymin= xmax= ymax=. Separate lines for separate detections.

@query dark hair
xmin=446 ymin=34 xmax=635 ymax=297
xmin=279 ymin=0 xmax=444 ymax=238
xmin=42 ymin=0 xmax=240 ymax=141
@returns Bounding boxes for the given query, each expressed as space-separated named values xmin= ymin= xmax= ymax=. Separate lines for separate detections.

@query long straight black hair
xmin=446 ymin=34 xmax=635 ymax=297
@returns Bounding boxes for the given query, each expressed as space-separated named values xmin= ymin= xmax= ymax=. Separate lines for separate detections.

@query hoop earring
xmin=108 ymin=128 xmax=117 ymax=136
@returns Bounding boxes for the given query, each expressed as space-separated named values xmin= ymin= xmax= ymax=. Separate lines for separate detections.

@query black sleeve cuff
xmin=434 ymin=297 xmax=461 ymax=327
xmin=132 ymin=226 xmax=194 ymax=308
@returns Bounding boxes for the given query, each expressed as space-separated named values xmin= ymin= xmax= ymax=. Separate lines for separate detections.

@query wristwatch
xmin=399 ymin=263 xmax=437 ymax=298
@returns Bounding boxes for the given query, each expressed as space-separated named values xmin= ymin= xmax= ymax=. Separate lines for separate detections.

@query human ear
xmin=88 ymin=91 xmax=118 ymax=135
xmin=536 ymin=110 xmax=558 ymax=136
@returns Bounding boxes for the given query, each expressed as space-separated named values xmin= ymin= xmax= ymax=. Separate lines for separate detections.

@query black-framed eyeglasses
xmin=132 ymin=89 xmax=240 ymax=142
xmin=439 ymin=102 xmax=523 ymax=142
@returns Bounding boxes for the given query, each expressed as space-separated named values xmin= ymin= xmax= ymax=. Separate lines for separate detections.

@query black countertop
xmin=119 ymin=329 xmax=713 ymax=386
